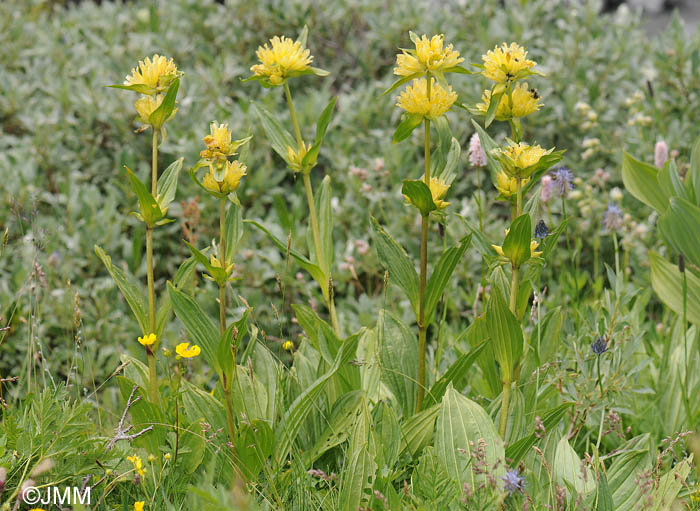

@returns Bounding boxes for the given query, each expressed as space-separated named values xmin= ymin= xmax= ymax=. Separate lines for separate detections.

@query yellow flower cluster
xmin=199 ymin=122 xmax=250 ymax=195
xmin=123 ymin=54 xmax=181 ymax=127
xmin=481 ymin=43 xmax=536 ymax=84
xmin=175 ymin=342 xmax=201 ymax=358
xmin=475 ymin=83 xmax=542 ymax=121
xmin=496 ymin=172 xmax=530 ymax=198
xmin=251 ymin=35 xmax=313 ymax=85
xmin=494 ymin=141 xmax=553 ymax=178
xmin=394 ymin=34 xmax=464 ymax=77
xmin=397 ymin=78 xmax=457 ymax=119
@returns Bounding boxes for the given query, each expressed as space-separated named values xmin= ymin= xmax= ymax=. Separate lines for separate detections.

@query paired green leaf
xmin=502 ymin=214 xmax=533 ymax=266
xmin=393 ymin=113 xmax=423 ymax=144
xmin=485 ymin=289 xmax=523 ymax=383
xmin=149 ymin=77 xmax=180 ymax=129
xmin=156 ymin=158 xmax=184 ymax=212
xmin=126 ymin=166 xmax=163 ymax=226
xmin=402 ymin=179 xmax=436 ymax=215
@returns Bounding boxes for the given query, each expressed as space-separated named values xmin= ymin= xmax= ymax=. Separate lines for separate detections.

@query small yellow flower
xmin=287 ymin=142 xmax=313 ymax=173
xmin=397 ymin=78 xmax=457 ymax=119
xmin=482 ymin=43 xmax=536 ymax=83
xmin=492 ymin=229 xmax=543 ymax=259
xmin=137 ymin=333 xmax=157 ymax=346
xmin=494 ymin=141 xmax=553 ymax=178
xmin=164 ymin=453 xmax=172 ymax=461
xmin=124 ymin=54 xmax=179 ymax=91
xmin=175 ymin=342 xmax=201 ymax=358
xmin=496 ymin=171 xmax=530 ymax=198
xmin=134 ymin=502 xmax=145 ymax=511
xmin=394 ymin=34 xmax=464 ymax=77
xmin=251 ymin=35 xmax=313 ymax=85
xmin=127 ymin=455 xmax=146 ymax=477
xmin=202 ymin=160 xmax=247 ymax=194
xmin=475 ymin=83 xmax=542 ymax=120
xmin=282 ymin=340 xmax=294 ymax=351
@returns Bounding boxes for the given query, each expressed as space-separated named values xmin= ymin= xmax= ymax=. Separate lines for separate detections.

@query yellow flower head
xmin=124 ymin=54 xmax=179 ymax=91
xmin=492 ymin=229 xmax=543 ymax=259
xmin=397 ymin=78 xmax=457 ymax=119
xmin=394 ymin=34 xmax=464 ymax=77
xmin=287 ymin=142 xmax=313 ymax=173
xmin=127 ymin=455 xmax=146 ymax=477
xmin=494 ymin=141 xmax=553 ymax=177
xmin=134 ymin=502 xmax=145 ymax=511
xmin=202 ymin=160 xmax=247 ymax=194
xmin=209 ymin=253 xmax=235 ymax=276
xmin=251 ymin=35 xmax=313 ymax=85
xmin=282 ymin=340 xmax=294 ymax=351
xmin=482 ymin=43 xmax=536 ymax=83
xmin=428 ymin=177 xmax=451 ymax=210
xmin=137 ymin=333 xmax=157 ymax=346
xmin=201 ymin=122 xmax=234 ymax=160
xmin=175 ymin=342 xmax=201 ymax=359
xmin=496 ymin=171 xmax=530 ymax=198
xmin=475 ymin=83 xmax=542 ymax=120
xmin=134 ymin=94 xmax=177 ymax=125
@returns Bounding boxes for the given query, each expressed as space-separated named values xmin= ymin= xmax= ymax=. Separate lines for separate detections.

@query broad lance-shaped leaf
xmin=155 ymin=256 xmax=197 ymax=337
xmin=274 ymin=333 xmax=360 ymax=463
xmin=94 ymin=245 xmax=148 ymax=334
xmin=502 ymin=214 xmax=532 ymax=266
xmin=393 ymin=113 xmax=423 ymax=144
xmin=402 ymin=179 xmax=436 ymax=216
xmin=302 ymin=96 xmax=337 ymax=168
xmin=149 ymin=77 xmax=179 ymax=129
xmin=370 ymin=217 xmax=420 ymax=317
xmin=339 ymin=396 xmax=377 ymax=511
xmin=400 ymin=404 xmax=440 ymax=457
xmin=621 ymin=151 xmax=669 ymax=213
xmin=314 ymin=175 xmax=334 ymax=277
xmin=435 ymin=385 xmax=504 ymax=488
xmin=245 ymin=219 xmax=328 ymax=301
xmin=423 ymin=235 xmax=471 ymax=326
xmin=156 ymin=157 xmax=183 ymax=212
xmin=691 ymin=133 xmax=700 ymax=202
xmin=422 ymin=341 xmax=485 ymax=409
xmin=252 ymin=101 xmax=296 ymax=162
xmin=167 ymin=282 xmax=221 ymax=374
xmin=224 ymin=201 xmax=244 ymax=265
xmin=553 ymin=437 xmax=595 ymax=495
xmin=649 ymin=251 xmax=700 ymax=326
xmin=659 ymin=196 xmax=700 ymax=268
xmin=377 ymin=310 xmax=417 ymax=417
xmin=486 ymin=289 xmax=523 ymax=383
xmin=126 ymin=166 xmax=163 ymax=226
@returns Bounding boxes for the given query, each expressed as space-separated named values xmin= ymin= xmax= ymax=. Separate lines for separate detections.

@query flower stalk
xmin=146 ymin=128 xmax=158 ymax=403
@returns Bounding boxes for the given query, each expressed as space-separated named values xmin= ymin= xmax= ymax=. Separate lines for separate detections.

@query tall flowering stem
xmin=284 ymin=82 xmax=340 ymax=335
xmin=416 ymin=75 xmax=432 ymax=412
xmin=146 ymin=128 xmax=159 ymax=403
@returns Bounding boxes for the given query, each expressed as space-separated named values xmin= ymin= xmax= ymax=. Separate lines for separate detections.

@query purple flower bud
xmin=591 ymin=336 xmax=608 ymax=355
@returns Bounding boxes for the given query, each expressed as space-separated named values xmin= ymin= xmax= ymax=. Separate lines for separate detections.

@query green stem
xmin=682 ymin=260 xmax=692 ymax=423
xmin=219 ymin=198 xmax=227 ymax=336
xmin=416 ymin=102 xmax=431 ymax=412
xmin=498 ymin=379 xmax=511 ymax=438
xmin=146 ymin=128 xmax=158 ymax=403
xmin=284 ymin=82 xmax=303 ymax=148
xmin=597 ymin=355 xmax=604 ymax=398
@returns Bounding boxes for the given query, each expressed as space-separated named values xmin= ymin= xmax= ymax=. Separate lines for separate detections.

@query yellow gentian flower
xmin=493 ymin=141 xmax=553 ymax=178
xmin=287 ymin=142 xmax=313 ymax=173
xmin=137 ymin=333 xmax=157 ymax=346
xmin=127 ymin=455 xmax=146 ymax=477
xmin=397 ymin=78 xmax=457 ymax=119
xmin=394 ymin=34 xmax=464 ymax=77
xmin=475 ymin=82 xmax=542 ymax=120
xmin=124 ymin=54 xmax=179 ymax=92
xmin=496 ymin=171 xmax=530 ymax=198
xmin=175 ymin=342 xmax=201 ymax=359
xmin=134 ymin=94 xmax=177 ymax=125
xmin=250 ymin=35 xmax=313 ymax=85
xmin=200 ymin=122 xmax=234 ymax=160
xmin=482 ymin=43 xmax=536 ymax=83
xmin=404 ymin=176 xmax=451 ymax=211
xmin=202 ymin=160 xmax=247 ymax=194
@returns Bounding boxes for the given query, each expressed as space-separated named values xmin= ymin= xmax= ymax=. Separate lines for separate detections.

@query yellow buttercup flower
xmin=394 ymin=34 xmax=464 ymax=77
xmin=475 ymin=83 xmax=542 ymax=120
xmin=492 ymin=229 xmax=543 ymax=259
xmin=494 ymin=141 xmax=553 ymax=177
xmin=482 ymin=43 xmax=536 ymax=83
xmin=175 ymin=342 xmax=201 ymax=358
xmin=134 ymin=502 xmax=145 ymax=511
xmin=138 ymin=333 xmax=157 ymax=346
xmin=127 ymin=455 xmax=146 ymax=477
xmin=496 ymin=171 xmax=530 ymax=198
xmin=282 ymin=340 xmax=294 ymax=351
xmin=287 ymin=142 xmax=313 ymax=173
xmin=202 ymin=160 xmax=247 ymax=194
xmin=397 ymin=78 xmax=457 ymax=119
xmin=124 ymin=54 xmax=179 ymax=91
xmin=251 ymin=35 xmax=313 ymax=85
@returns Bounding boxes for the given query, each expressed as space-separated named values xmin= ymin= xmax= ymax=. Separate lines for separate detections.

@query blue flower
xmin=591 ymin=336 xmax=608 ymax=355
xmin=502 ymin=468 xmax=524 ymax=496
xmin=552 ymin=166 xmax=574 ymax=197
xmin=603 ymin=202 xmax=623 ymax=232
